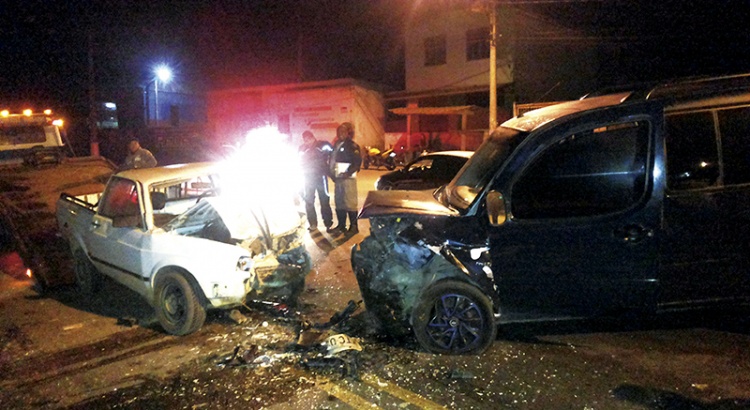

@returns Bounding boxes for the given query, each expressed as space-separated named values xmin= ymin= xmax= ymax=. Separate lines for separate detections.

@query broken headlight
xmin=236 ymin=256 xmax=253 ymax=272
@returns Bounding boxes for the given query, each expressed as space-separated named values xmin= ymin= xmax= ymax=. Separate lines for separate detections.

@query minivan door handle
xmin=616 ymin=224 xmax=653 ymax=244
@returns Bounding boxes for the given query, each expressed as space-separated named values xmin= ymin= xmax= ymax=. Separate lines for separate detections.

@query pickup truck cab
xmin=353 ymin=74 xmax=750 ymax=354
xmin=57 ymin=162 xmax=310 ymax=335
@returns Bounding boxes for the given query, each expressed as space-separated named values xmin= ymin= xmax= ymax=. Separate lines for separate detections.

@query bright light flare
xmin=22 ymin=109 xmax=32 ymax=116
xmin=155 ymin=65 xmax=172 ymax=83
xmin=215 ymin=125 xmax=304 ymax=238
xmin=25 ymin=268 xmax=32 ymax=278
xmin=52 ymin=119 xmax=64 ymax=127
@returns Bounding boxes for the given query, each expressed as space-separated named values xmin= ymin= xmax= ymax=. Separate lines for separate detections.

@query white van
xmin=0 ymin=110 xmax=66 ymax=166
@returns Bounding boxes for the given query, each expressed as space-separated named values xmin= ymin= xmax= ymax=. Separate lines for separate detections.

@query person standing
xmin=121 ymin=139 xmax=157 ymax=170
xmin=328 ymin=122 xmax=361 ymax=234
xmin=299 ymin=130 xmax=334 ymax=231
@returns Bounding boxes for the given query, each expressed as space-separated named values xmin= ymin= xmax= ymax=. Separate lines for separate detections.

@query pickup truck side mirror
xmin=486 ymin=190 xmax=507 ymax=226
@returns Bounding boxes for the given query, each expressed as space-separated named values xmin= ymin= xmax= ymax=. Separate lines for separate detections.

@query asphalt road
xmin=1 ymin=165 xmax=750 ymax=409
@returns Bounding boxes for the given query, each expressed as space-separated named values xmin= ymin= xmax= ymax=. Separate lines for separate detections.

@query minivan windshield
xmin=444 ymin=127 xmax=526 ymax=211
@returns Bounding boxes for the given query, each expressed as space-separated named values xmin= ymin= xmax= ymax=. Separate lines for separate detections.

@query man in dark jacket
xmin=328 ymin=122 xmax=361 ymax=234
xmin=299 ymin=130 xmax=334 ymax=231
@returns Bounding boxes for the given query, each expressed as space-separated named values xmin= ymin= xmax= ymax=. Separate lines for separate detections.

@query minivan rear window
xmin=718 ymin=106 xmax=750 ymax=185
xmin=665 ymin=112 xmax=719 ymax=190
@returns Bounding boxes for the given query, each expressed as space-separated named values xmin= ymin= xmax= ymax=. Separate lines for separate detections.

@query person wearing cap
xmin=328 ymin=122 xmax=361 ymax=235
xmin=299 ymin=130 xmax=334 ymax=231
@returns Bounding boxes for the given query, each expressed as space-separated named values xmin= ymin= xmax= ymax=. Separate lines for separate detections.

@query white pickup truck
xmin=56 ymin=162 xmax=311 ymax=335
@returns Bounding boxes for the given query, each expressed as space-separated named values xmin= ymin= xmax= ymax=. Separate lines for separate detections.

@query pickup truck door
xmin=489 ymin=102 xmax=662 ymax=319
xmin=85 ymin=177 xmax=150 ymax=296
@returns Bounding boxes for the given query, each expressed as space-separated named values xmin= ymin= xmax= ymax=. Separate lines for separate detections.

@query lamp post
xmin=152 ymin=65 xmax=172 ymax=124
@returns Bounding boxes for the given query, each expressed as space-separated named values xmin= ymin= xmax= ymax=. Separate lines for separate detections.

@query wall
xmin=207 ymin=79 xmax=386 ymax=149
xmin=404 ymin=9 xmax=513 ymax=94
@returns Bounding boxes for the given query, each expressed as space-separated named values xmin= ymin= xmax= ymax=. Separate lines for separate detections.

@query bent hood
xmin=358 ymin=189 xmax=458 ymax=219
xmin=163 ymin=197 xmax=302 ymax=241
xmin=207 ymin=197 xmax=301 ymax=239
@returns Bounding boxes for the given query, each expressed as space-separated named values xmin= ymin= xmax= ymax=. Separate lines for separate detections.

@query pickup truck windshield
xmin=162 ymin=200 xmax=233 ymax=244
xmin=445 ymin=127 xmax=526 ymax=211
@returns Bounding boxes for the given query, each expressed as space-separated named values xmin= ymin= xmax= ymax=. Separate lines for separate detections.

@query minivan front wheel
xmin=412 ymin=280 xmax=496 ymax=355
xmin=155 ymin=271 xmax=206 ymax=336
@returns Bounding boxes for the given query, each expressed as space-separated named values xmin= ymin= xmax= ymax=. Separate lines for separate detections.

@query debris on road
xmin=228 ymin=309 xmax=249 ymax=325
xmin=214 ymin=299 xmax=366 ymax=380
xmin=447 ymin=368 xmax=475 ymax=380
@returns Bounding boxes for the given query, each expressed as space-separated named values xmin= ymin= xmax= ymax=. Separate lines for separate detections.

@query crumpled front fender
xmin=351 ymin=233 xmax=465 ymax=335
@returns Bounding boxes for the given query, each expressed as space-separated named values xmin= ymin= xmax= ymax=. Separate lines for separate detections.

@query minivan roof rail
xmin=581 ymin=73 xmax=750 ymax=103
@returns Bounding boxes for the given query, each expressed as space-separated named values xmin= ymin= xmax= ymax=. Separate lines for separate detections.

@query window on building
xmin=97 ymin=102 xmax=119 ymax=129
xmin=466 ymin=27 xmax=490 ymax=61
xmin=424 ymin=35 xmax=446 ymax=66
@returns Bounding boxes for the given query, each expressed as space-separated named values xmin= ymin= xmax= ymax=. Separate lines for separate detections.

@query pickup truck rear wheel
xmin=411 ymin=280 xmax=496 ymax=355
xmin=155 ymin=271 xmax=206 ymax=335
xmin=73 ymin=250 xmax=101 ymax=296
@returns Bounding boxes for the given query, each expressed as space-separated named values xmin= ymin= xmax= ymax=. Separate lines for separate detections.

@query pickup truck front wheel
xmin=155 ymin=271 xmax=206 ymax=335
xmin=74 ymin=250 xmax=101 ymax=296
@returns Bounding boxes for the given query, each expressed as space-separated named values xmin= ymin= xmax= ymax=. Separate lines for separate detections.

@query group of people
xmin=118 ymin=123 xmax=360 ymax=236
xmin=299 ymin=122 xmax=361 ymax=235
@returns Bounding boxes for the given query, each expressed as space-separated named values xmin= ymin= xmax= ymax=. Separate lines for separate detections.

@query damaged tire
xmin=155 ymin=270 xmax=206 ymax=336
xmin=412 ymin=280 xmax=496 ymax=355
xmin=73 ymin=250 xmax=101 ymax=296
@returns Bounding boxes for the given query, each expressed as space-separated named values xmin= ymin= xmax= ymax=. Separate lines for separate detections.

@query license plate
xmin=325 ymin=333 xmax=363 ymax=355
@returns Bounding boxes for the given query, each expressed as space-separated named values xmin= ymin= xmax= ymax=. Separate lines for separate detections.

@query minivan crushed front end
xmin=351 ymin=189 xmax=500 ymax=354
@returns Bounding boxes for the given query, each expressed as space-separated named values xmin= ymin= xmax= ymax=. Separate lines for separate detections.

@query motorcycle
xmin=362 ymin=146 xmax=397 ymax=170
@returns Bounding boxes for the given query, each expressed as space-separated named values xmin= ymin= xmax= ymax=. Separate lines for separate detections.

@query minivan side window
xmin=511 ymin=121 xmax=649 ymax=219
xmin=664 ymin=112 xmax=719 ymax=190
xmin=717 ymin=106 xmax=750 ymax=185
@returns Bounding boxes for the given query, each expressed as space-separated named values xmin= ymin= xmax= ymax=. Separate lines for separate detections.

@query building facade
xmin=387 ymin=4 xmax=600 ymax=148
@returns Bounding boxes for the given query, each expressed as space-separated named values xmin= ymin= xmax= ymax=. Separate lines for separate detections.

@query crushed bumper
xmin=248 ymin=246 xmax=312 ymax=302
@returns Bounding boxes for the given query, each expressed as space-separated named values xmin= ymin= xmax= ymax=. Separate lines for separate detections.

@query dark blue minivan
xmin=352 ymin=74 xmax=750 ymax=354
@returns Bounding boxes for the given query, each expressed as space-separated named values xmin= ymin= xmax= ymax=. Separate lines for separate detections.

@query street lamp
xmin=153 ymin=65 xmax=172 ymax=123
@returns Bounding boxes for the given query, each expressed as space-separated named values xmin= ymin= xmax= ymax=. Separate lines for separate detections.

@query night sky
xmin=2 ymin=0 xmax=749 ymax=113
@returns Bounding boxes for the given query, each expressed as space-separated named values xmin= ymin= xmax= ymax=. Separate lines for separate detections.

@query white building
xmin=387 ymin=4 xmax=599 ymax=140
xmin=207 ymin=78 xmax=386 ymax=149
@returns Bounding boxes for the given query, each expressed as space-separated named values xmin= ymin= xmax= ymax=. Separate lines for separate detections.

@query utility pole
xmin=473 ymin=0 xmax=499 ymax=132
xmin=489 ymin=3 xmax=498 ymax=131
xmin=87 ymin=30 xmax=99 ymax=157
